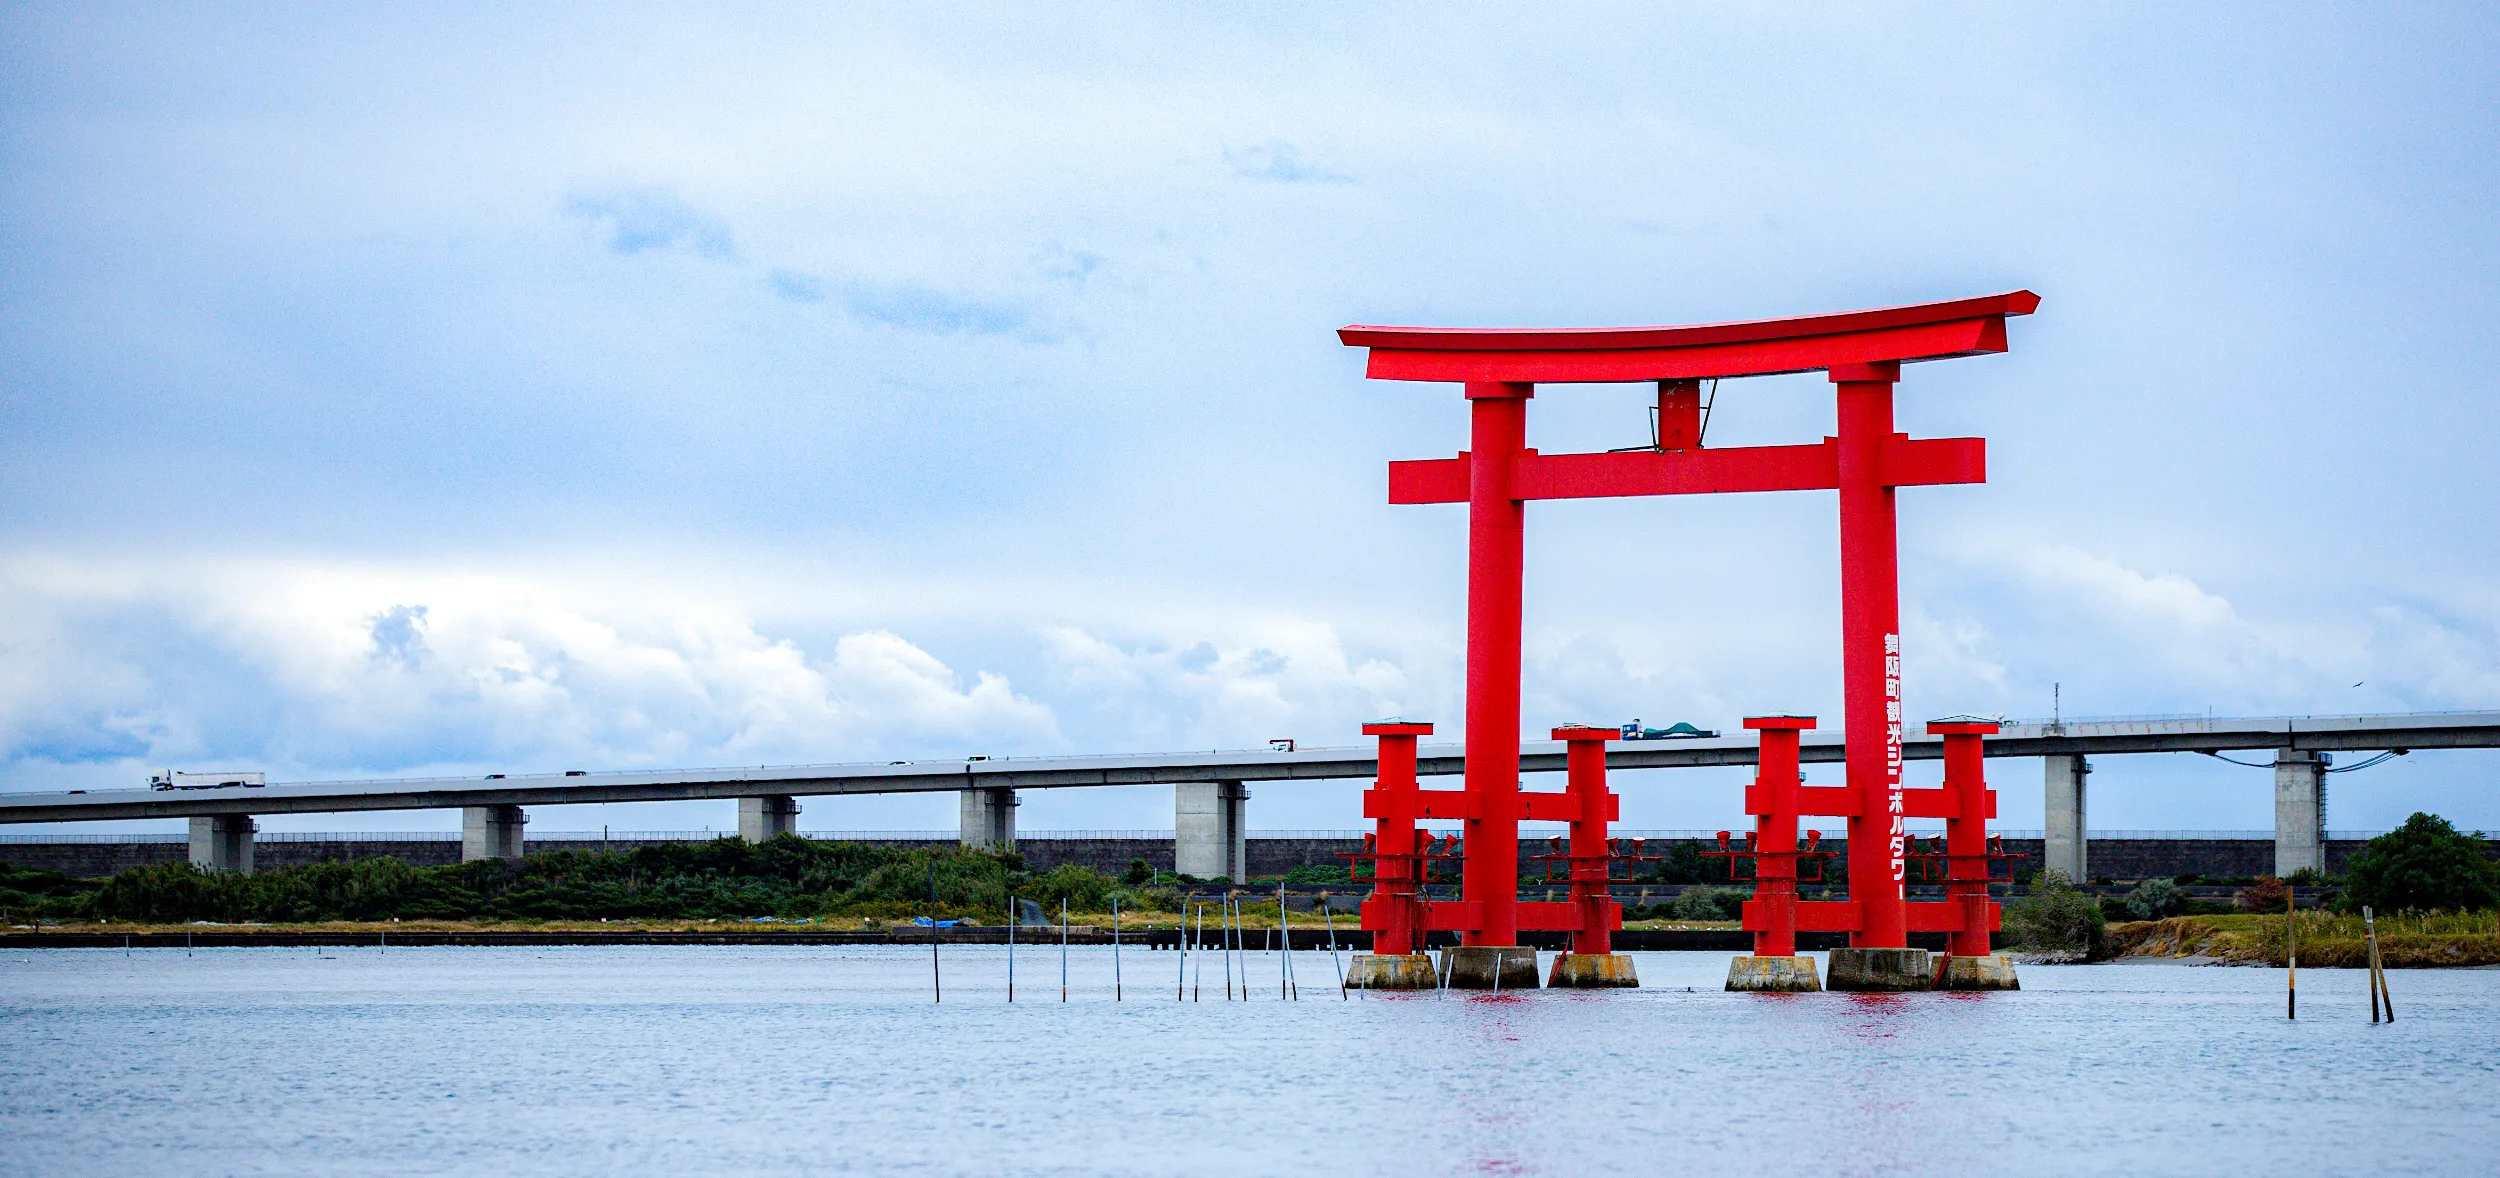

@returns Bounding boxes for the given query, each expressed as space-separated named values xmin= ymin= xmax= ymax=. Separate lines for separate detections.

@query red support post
xmin=1834 ymin=361 xmax=1907 ymax=949
xmin=1462 ymin=381 xmax=1531 ymax=948
xmin=1932 ymin=719 xmax=2002 ymax=958
xmin=1358 ymin=721 xmax=1434 ymax=956
xmin=1554 ymin=725 xmax=1620 ymax=955
xmin=1741 ymin=716 xmax=1815 ymax=957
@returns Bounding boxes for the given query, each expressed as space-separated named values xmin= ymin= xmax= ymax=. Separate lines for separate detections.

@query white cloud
xmin=1038 ymin=618 xmax=1428 ymax=751
xmin=0 ymin=557 xmax=1057 ymax=781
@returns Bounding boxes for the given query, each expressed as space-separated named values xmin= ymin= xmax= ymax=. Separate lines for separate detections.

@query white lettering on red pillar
xmin=1884 ymin=633 xmax=1904 ymax=883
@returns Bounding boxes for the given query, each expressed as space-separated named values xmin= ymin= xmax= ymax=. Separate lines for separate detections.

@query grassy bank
xmin=2107 ymin=912 xmax=2500 ymax=968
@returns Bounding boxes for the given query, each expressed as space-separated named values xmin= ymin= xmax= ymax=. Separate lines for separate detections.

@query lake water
xmin=2 ymin=944 xmax=2493 ymax=1176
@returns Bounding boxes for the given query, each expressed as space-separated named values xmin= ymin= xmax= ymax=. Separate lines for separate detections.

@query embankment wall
xmin=9 ymin=835 xmax=2474 ymax=882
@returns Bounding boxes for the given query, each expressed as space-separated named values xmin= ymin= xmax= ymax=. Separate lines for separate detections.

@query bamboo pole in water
xmin=1191 ymin=903 xmax=1203 ymax=1001
xmin=2365 ymin=905 xmax=2393 ymax=1022
xmin=1222 ymin=895 xmax=1238 ymax=1001
xmin=1321 ymin=898 xmax=1347 ymax=1000
xmin=2285 ymin=885 xmax=2296 ymax=1021
xmin=1112 ymin=896 xmax=1123 ymax=1002
xmin=1276 ymin=885 xmax=1293 ymax=1000
xmin=929 ymin=862 xmax=942 ymax=1004
xmin=1008 ymin=894 xmax=1017 ymax=1003
xmin=1060 ymin=898 xmax=1070 ymax=1003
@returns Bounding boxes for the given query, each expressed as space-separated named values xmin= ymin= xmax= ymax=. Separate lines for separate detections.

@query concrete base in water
xmin=1933 ymin=954 xmax=2021 ymax=991
xmin=1439 ymin=946 xmax=1540 ymax=990
xmin=1826 ymin=947 xmax=1934 ymax=992
xmin=1546 ymin=953 xmax=1639 ymax=988
xmin=1725 ymin=955 xmax=1822 ymax=992
xmin=1346 ymin=953 xmax=1440 ymax=990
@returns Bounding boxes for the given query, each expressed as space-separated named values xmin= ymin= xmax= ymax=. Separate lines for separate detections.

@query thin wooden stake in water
xmin=930 ymin=861 xmax=943 ymax=1004
xmin=1176 ymin=895 xmax=1189 ymax=1001
xmin=2285 ymin=884 xmax=2296 ymax=1021
xmin=1191 ymin=903 xmax=1203 ymax=1002
xmin=1321 ymin=899 xmax=1346 ymax=1000
xmin=1113 ymin=896 xmax=1123 ymax=1001
xmin=1059 ymin=898 xmax=1070 ymax=1003
xmin=2365 ymin=905 xmax=2393 ymax=1023
xmin=1008 ymin=894 xmax=1017 ymax=1003
xmin=1277 ymin=886 xmax=1290 ymax=1000
xmin=1222 ymin=896 xmax=1237 ymax=1001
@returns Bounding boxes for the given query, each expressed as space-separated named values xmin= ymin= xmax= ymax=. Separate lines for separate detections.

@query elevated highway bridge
xmin=6 ymin=711 xmax=2494 ymax=882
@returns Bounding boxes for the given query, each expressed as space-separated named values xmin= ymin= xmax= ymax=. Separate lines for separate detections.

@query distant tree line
xmin=0 ymin=837 xmax=1158 ymax=924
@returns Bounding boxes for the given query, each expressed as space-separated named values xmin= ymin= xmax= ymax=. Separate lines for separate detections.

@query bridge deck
xmin=4 ymin=711 xmax=2495 ymax=823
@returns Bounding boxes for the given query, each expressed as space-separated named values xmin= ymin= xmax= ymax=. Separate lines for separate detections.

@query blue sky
xmin=3 ymin=3 xmax=2497 ymax=836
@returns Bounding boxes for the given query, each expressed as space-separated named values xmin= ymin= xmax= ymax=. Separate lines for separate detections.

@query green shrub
xmin=2122 ymin=878 xmax=2185 ymax=921
xmin=1670 ymin=885 xmax=1746 ymax=921
xmin=2340 ymin=813 xmax=2500 ymax=914
xmin=1282 ymin=864 xmax=1350 ymax=887
xmin=2005 ymin=869 xmax=2105 ymax=958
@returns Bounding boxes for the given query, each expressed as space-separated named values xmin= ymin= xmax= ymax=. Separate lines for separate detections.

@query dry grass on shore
xmin=2107 ymin=911 xmax=2500 ymax=968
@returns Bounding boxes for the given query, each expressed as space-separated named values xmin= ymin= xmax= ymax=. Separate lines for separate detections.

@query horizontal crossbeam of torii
xmin=1340 ymin=290 xmax=2039 ymax=951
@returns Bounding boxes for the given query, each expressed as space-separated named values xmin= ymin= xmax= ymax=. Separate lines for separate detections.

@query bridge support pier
xmin=2274 ymin=750 xmax=2326 ymax=876
xmin=959 ymin=786 xmax=1016 ymax=852
xmin=739 ymin=795 xmax=801 ymax=843
xmin=2043 ymin=755 xmax=2090 ymax=882
xmin=1175 ymin=781 xmax=1247 ymax=881
xmin=188 ymin=815 xmax=255 ymax=874
xmin=462 ymin=805 xmax=527 ymax=861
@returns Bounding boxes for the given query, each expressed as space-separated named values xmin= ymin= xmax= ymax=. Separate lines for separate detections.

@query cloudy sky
xmin=4 ymin=3 xmax=2496 ymax=837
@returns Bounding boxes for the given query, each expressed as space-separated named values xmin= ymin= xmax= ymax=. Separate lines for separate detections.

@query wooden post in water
xmin=2285 ymin=884 xmax=2296 ymax=1021
xmin=1192 ymin=903 xmax=1204 ymax=1001
xmin=1059 ymin=898 xmax=1070 ymax=1003
xmin=1008 ymin=894 xmax=1017 ymax=1003
xmin=930 ymin=861 xmax=942 ymax=1004
xmin=1113 ymin=895 xmax=1123 ymax=1002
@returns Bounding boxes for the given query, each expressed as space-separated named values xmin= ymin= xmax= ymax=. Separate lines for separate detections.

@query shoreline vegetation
xmin=0 ymin=838 xmax=1756 ymax=931
xmin=2105 ymin=912 xmax=2500 ymax=968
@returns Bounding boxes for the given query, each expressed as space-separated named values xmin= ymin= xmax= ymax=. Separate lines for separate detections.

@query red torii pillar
xmin=1340 ymin=291 xmax=2038 ymax=965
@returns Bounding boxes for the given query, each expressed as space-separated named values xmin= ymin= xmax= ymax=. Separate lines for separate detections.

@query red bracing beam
xmin=1388 ymin=436 xmax=1984 ymax=504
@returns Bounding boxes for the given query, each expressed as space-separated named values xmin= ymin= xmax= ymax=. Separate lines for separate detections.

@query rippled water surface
xmin=4 ymin=945 xmax=2494 ymax=1176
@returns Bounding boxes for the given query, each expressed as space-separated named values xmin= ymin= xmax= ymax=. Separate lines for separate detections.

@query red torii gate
xmin=1339 ymin=291 xmax=2038 ymax=963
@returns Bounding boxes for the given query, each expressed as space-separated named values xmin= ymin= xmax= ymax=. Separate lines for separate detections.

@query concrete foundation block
xmin=1725 ymin=955 xmax=1822 ymax=992
xmin=1346 ymin=953 xmax=1440 ymax=990
xmin=1546 ymin=953 xmax=1639 ymax=988
xmin=1827 ymin=947 xmax=1934 ymax=991
xmin=1439 ymin=945 xmax=1539 ymax=990
xmin=1933 ymin=954 xmax=2021 ymax=991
